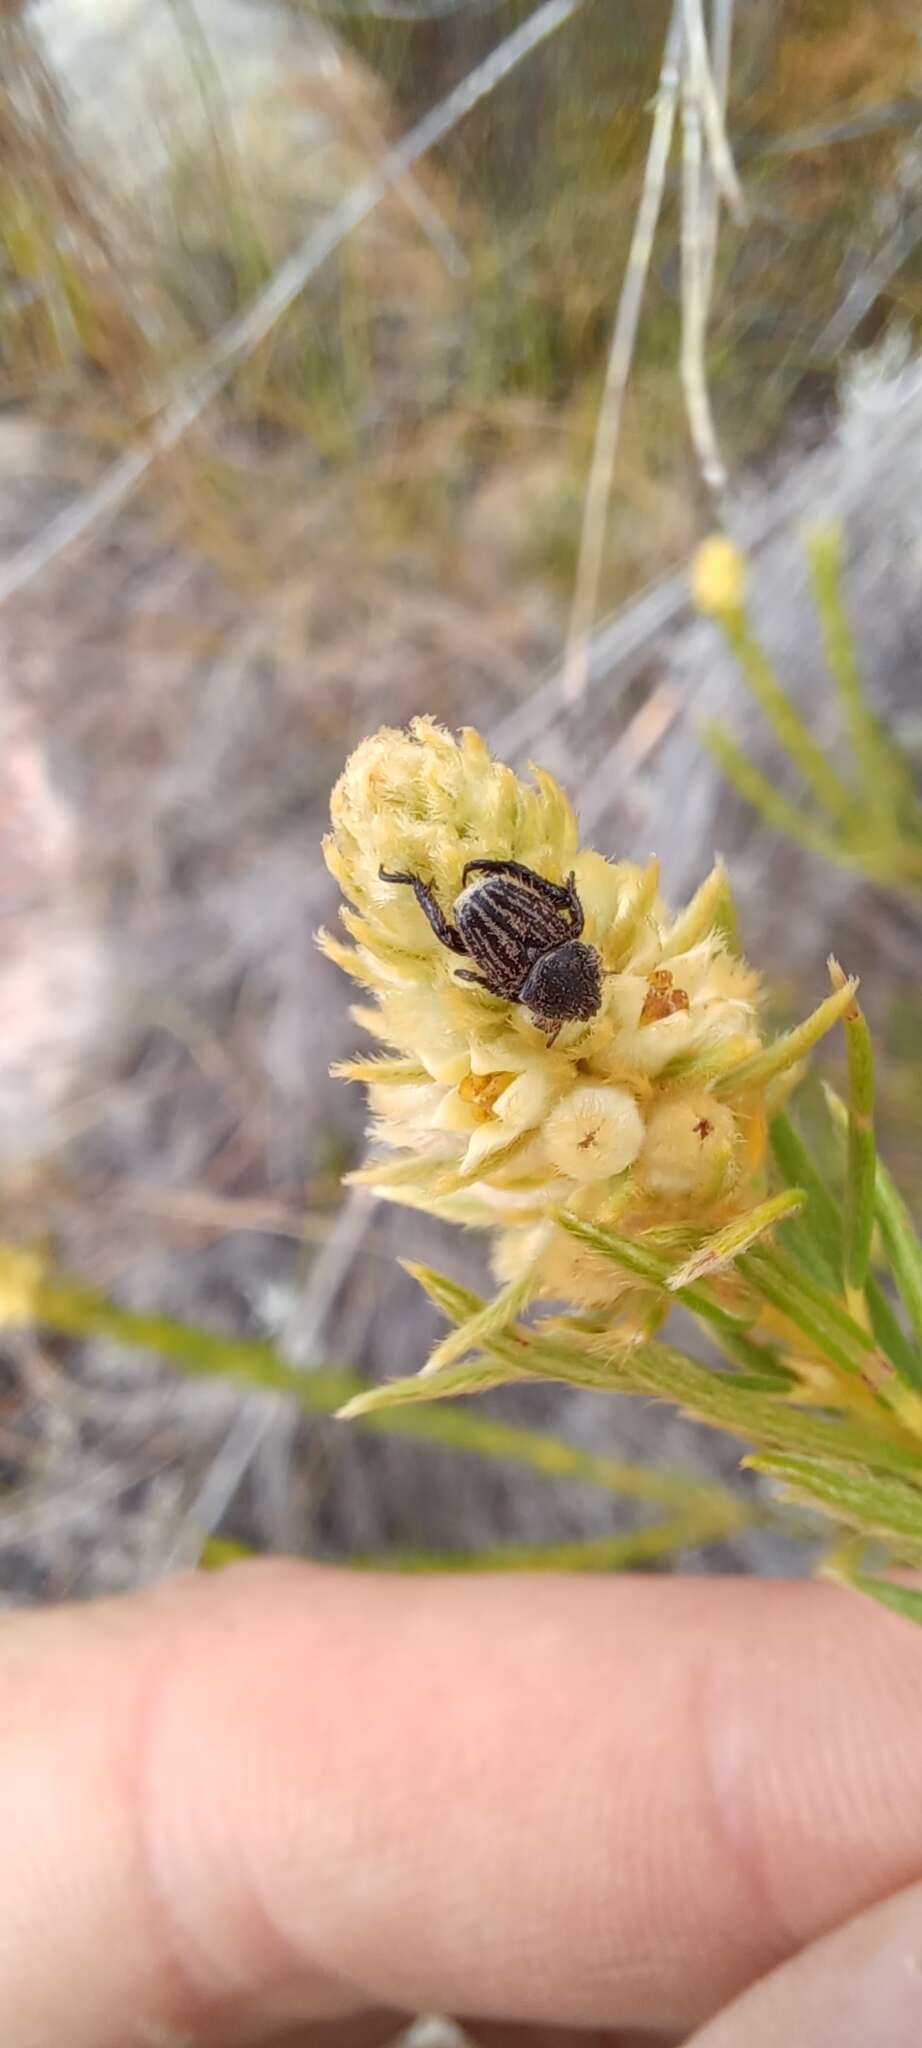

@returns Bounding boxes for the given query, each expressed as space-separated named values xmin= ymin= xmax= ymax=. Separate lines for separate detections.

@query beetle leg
xmin=453 ymin=969 xmax=494 ymax=990
xmin=563 ymin=870 xmax=584 ymax=938
xmin=379 ymin=868 xmax=468 ymax=955
xmin=461 ymin=857 xmax=574 ymax=912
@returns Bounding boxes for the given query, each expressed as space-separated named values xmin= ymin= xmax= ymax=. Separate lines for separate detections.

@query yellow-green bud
xmin=691 ymin=535 xmax=747 ymax=616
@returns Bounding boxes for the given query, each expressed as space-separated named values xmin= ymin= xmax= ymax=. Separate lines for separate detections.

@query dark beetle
xmin=379 ymin=857 xmax=603 ymax=1044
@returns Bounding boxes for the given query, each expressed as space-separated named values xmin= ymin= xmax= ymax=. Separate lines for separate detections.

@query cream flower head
xmin=323 ymin=720 xmax=811 ymax=1308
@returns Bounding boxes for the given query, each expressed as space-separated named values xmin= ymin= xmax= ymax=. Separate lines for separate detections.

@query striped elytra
xmin=379 ymin=856 xmax=604 ymax=1042
xmin=454 ymin=871 xmax=572 ymax=984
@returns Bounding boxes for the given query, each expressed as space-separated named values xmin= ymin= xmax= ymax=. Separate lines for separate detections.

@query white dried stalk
xmin=699 ymin=0 xmax=735 ymax=308
xmin=165 ymin=1184 xmax=374 ymax=1566
xmin=680 ymin=53 xmax=727 ymax=489
xmin=814 ymin=209 xmax=922 ymax=361
xmin=681 ymin=0 xmax=743 ymax=220
xmin=561 ymin=2 xmax=685 ymax=703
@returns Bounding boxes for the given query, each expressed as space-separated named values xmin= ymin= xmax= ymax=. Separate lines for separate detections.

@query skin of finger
xmin=3 ymin=1564 xmax=922 ymax=2045
xmin=683 ymin=1876 xmax=922 ymax=2047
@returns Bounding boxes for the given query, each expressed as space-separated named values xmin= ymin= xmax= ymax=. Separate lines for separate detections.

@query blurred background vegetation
xmin=1 ymin=0 xmax=921 ymax=1599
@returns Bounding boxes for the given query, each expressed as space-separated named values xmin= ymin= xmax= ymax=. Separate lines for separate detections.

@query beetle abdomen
xmin=519 ymin=940 xmax=602 ymax=1022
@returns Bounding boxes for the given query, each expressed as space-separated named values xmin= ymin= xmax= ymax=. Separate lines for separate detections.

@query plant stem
xmin=354 ymin=1510 xmax=747 ymax=1572
xmin=0 ymin=1249 xmax=737 ymax=1518
xmin=720 ymin=607 xmax=859 ymax=827
xmin=205 ymin=1509 xmax=756 ymax=1575
xmin=806 ymin=525 xmax=916 ymax=833
xmin=823 ymin=1088 xmax=922 ymax=1387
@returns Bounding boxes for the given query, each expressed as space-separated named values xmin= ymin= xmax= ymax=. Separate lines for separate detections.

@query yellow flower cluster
xmin=323 ymin=719 xmax=784 ymax=1326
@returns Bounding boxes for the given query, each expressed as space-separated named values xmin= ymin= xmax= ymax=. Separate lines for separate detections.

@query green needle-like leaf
xmin=338 ymin=1355 xmax=528 ymax=1413
xmin=738 ymin=1243 xmax=884 ymax=1383
xmin=626 ymin=1342 xmax=922 ymax=1475
xmin=873 ymin=1157 xmax=922 ymax=1363
xmin=668 ymin=1190 xmax=804 ymax=1286
xmin=827 ymin=1566 xmax=922 ymax=1631
xmin=702 ymin=723 xmax=845 ymax=861
xmin=807 ymin=525 xmax=920 ymax=833
xmin=356 ymin=1513 xmax=747 ymax=1573
xmin=559 ymin=1215 xmax=749 ymax=1329
xmin=840 ymin=979 xmax=876 ymax=1307
xmin=719 ymin=608 xmax=860 ymax=827
xmin=557 ymin=1213 xmax=793 ymax=1380
xmin=824 ymin=1087 xmax=922 ymax=1385
xmin=865 ymin=1277 xmax=922 ymax=1390
xmin=708 ymin=973 xmax=859 ymax=1100
xmin=418 ymin=1258 xmax=545 ymax=1377
xmin=751 ymin=1450 xmax=922 ymax=1564
xmin=769 ymin=1110 xmax=843 ymax=1286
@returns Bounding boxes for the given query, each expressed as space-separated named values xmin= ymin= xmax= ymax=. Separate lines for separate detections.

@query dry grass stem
xmin=680 ymin=54 xmax=726 ymax=490
xmin=562 ymin=2 xmax=684 ymax=702
xmin=563 ymin=0 xmax=741 ymax=699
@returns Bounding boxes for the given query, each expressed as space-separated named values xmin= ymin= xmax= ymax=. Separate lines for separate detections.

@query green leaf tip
xmin=668 ymin=1189 xmax=805 ymax=1288
xmin=824 ymin=1559 xmax=922 ymax=1632
xmin=711 ymin=967 xmax=859 ymax=1100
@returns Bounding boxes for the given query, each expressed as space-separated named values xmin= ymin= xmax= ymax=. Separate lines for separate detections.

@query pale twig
xmin=699 ymin=0 xmax=734 ymax=307
xmin=108 ymin=1184 xmax=337 ymax=1242
xmin=680 ymin=49 xmax=726 ymax=489
xmin=0 ymin=0 xmax=586 ymax=611
xmin=564 ymin=0 xmax=742 ymax=683
xmin=282 ymin=1186 xmax=377 ymax=1368
xmin=749 ymin=100 xmax=922 ymax=160
xmin=0 ymin=1450 xmax=182 ymax=1543
xmin=812 ymin=209 xmax=922 ymax=361
xmin=710 ymin=0 xmax=735 ymax=100
xmin=164 ymin=1185 xmax=376 ymax=1566
xmin=164 ymin=1403 xmax=278 ymax=1570
xmin=172 ymin=0 xmax=467 ymax=282
xmin=580 ymin=682 xmax=682 ymax=832
xmin=561 ymin=2 xmax=684 ymax=703
xmin=313 ymin=0 xmax=505 ymax=16
xmin=681 ymin=0 xmax=743 ymax=220
xmin=315 ymin=36 xmax=469 ymax=277
xmin=493 ymin=566 xmax=690 ymax=758
xmin=679 ymin=0 xmax=737 ymax=490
